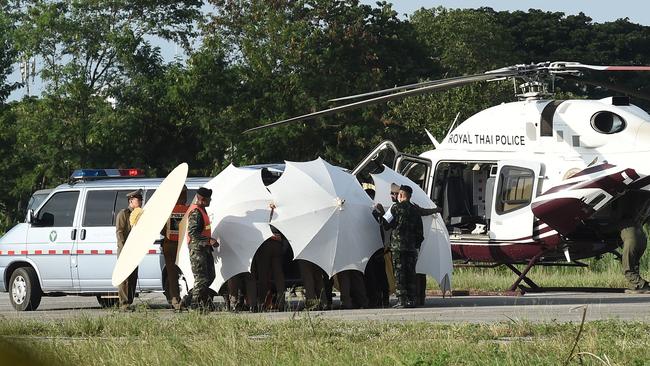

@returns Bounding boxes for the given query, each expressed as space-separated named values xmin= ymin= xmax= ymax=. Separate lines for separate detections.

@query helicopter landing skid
xmin=504 ymin=252 xmax=627 ymax=294
xmin=506 ymin=252 xmax=544 ymax=292
xmin=518 ymin=286 xmax=626 ymax=293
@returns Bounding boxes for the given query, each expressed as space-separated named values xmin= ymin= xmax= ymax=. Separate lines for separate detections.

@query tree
xmin=204 ymin=0 xmax=431 ymax=167
xmin=377 ymin=7 xmax=515 ymax=152
xmin=0 ymin=9 xmax=19 ymax=102
xmin=410 ymin=7 xmax=516 ymax=74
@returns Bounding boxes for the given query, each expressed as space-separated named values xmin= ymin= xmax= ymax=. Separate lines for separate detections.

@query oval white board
xmin=111 ymin=163 xmax=189 ymax=287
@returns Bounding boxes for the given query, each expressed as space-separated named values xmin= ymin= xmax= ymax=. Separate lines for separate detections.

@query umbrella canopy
xmin=177 ymin=164 xmax=274 ymax=292
xmin=268 ymin=157 xmax=382 ymax=277
xmin=371 ymin=165 xmax=452 ymax=293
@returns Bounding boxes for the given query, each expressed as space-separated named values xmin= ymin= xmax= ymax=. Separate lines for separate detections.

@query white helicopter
xmin=246 ymin=61 xmax=650 ymax=291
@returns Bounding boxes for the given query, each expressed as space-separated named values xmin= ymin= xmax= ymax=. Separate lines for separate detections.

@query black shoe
xmin=405 ymin=300 xmax=416 ymax=308
xmin=392 ymin=301 xmax=405 ymax=309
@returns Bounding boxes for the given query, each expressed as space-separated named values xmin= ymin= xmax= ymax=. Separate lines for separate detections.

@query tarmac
xmin=2 ymin=292 xmax=650 ymax=323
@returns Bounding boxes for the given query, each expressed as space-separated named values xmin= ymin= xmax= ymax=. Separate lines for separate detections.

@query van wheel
xmin=9 ymin=267 xmax=42 ymax=311
xmin=96 ymin=296 xmax=119 ymax=308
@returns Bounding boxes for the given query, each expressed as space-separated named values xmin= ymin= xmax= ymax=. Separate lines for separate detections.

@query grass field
xmin=1 ymin=314 xmax=649 ymax=365
xmin=2 ymin=251 xmax=648 ymax=365
xmin=447 ymin=253 xmax=649 ymax=292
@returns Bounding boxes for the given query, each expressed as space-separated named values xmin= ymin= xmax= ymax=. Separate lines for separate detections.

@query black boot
xmin=392 ymin=297 xmax=407 ymax=308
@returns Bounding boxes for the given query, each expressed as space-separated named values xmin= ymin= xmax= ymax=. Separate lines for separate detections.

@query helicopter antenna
xmin=446 ymin=112 xmax=461 ymax=137
xmin=425 ymin=129 xmax=440 ymax=149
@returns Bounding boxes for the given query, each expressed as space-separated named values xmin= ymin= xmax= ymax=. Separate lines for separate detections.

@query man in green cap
xmin=115 ymin=189 xmax=143 ymax=311
xmin=187 ymin=187 xmax=218 ymax=311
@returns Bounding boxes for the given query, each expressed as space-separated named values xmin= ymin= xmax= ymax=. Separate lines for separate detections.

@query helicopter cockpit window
xmin=399 ymin=162 xmax=427 ymax=190
xmin=590 ymin=111 xmax=626 ymax=134
xmin=496 ymin=166 xmax=534 ymax=214
xmin=355 ymin=147 xmax=397 ymax=185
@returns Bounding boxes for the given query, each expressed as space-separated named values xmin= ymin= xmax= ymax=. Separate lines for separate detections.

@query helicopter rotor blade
xmin=563 ymin=75 xmax=650 ymax=102
xmin=244 ymin=71 xmax=514 ymax=133
xmin=550 ymin=61 xmax=650 ymax=72
xmin=328 ymin=75 xmax=475 ymax=102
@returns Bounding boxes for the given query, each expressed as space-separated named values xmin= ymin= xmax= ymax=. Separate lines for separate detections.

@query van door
xmin=26 ymin=190 xmax=81 ymax=290
xmin=489 ymin=160 xmax=542 ymax=240
xmin=76 ymin=189 xmax=132 ymax=291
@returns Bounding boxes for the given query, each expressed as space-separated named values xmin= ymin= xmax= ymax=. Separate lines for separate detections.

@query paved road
xmin=2 ymin=292 xmax=650 ymax=323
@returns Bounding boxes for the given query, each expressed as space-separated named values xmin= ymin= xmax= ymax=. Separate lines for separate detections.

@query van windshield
xmin=27 ymin=190 xmax=52 ymax=211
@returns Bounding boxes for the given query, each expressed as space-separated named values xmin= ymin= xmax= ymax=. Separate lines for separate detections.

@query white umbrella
xmin=177 ymin=164 xmax=274 ymax=293
xmin=371 ymin=165 xmax=452 ymax=293
xmin=268 ymin=157 xmax=382 ymax=277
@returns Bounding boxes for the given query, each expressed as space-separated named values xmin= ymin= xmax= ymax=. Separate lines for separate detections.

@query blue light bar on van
xmin=70 ymin=169 xmax=144 ymax=180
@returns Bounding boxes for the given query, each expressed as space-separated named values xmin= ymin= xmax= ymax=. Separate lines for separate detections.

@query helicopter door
xmin=489 ymin=160 xmax=542 ymax=241
xmin=395 ymin=154 xmax=433 ymax=194
xmin=352 ymin=140 xmax=399 ymax=182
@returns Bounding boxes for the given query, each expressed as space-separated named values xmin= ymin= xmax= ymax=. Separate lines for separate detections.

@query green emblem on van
xmin=49 ymin=230 xmax=57 ymax=242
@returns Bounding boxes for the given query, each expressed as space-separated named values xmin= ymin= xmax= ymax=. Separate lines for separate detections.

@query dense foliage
xmin=1 ymin=0 xmax=650 ymax=232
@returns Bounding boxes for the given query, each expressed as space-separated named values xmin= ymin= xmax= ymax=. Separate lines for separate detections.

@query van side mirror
xmin=26 ymin=209 xmax=34 ymax=224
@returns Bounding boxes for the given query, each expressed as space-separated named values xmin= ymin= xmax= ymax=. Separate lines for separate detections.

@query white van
xmin=0 ymin=169 xmax=209 ymax=311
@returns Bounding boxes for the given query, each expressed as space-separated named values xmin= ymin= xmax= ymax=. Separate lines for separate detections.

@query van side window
xmin=145 ymin=189 xmax=155 ymax=204
xmin=36 ymin=191 xmax=80 ymax=227
xmin=496 ymin=166 xmax=534 ymax=214
xmin=83 ymin=191 xmax=118 ymax=227
xmin=186 ymin=189 xmax=196 ymax=205
xmin=114 ymin=190 xmax=134 ymax=222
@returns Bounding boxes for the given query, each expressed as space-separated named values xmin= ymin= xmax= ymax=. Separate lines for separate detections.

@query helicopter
xmin=245 ymin=61 xmax=650 ymax=292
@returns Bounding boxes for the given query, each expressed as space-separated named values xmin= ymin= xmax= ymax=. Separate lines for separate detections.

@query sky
xmin=362 ymin=0 xmax=650 ymax=25
xmin=7 ymin=1 xmax=649 ymax=101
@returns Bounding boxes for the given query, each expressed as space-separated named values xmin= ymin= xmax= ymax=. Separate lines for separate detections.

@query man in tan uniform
xmin=115 ymin=189 xmax=143 ymax=311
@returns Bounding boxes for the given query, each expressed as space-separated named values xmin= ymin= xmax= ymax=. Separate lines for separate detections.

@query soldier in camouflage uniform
xmin=375 ymin=185 xmax=441 ymax=308
xmin=187 ymin=187 xmax=218 ymax=310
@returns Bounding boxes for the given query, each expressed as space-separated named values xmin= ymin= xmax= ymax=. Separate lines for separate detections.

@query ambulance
xmin=0 ymin=168 xmax=209 ymax=311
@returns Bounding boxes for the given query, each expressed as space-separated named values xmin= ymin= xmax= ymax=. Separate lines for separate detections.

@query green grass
xmin=443 ymin=253 xmax=650 ymax=292
xmin=0 ymin=314 xmax=648 ymax=365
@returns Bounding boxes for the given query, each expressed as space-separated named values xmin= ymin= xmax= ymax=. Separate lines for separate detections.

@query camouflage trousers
xmin=391 ymin=249 xmax=418 ymax=302
xmin=189 ymin=243 xmax=215 ymax=308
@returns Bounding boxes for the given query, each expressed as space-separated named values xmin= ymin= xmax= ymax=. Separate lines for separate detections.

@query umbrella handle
xmin=269 ymin=206 xmax=275 ymax=223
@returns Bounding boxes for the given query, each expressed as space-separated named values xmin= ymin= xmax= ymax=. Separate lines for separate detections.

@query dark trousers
xmin=117 ymin=243 xmax=138 ymax=307
xmin=337 ymin=270 xmax=368 ymax=309
xmin=298 ymin=260 xmax=329 ymax=307
xmin=364 ymin=249 xmax=389 ymax=307
xmin=162 ymin=239 xmax=180 ymax=307
xmin=253 ymin=240 xmax=286 ymax=308
xmin=622 ymin=226 xmax=648 ymax=289
xmin=227 ymin=272 xmax=257 ymax=309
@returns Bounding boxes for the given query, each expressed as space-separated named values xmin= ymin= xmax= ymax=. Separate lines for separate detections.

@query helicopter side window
xmin=590 ymin=111 xmax=626 ymax=134
xmin=496 ymin=166 xmax=534 ymax=214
